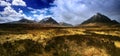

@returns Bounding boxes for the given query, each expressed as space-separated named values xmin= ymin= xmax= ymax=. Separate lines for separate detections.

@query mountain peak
xmin=96 ymin=13 xmax=102 ymax=16
xmin=39 ymin=17 xmax=59 ymax=25
xmin=81 ymin=13 xmax=119 ymax=26
xmin=41 ymin=17 xmax=53 ymax=22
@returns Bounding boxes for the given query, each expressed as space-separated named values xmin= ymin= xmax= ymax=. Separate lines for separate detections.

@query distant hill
xmin=17 ymin=19 xmax=35 ymax=23
xmin=3 ymin=18 xmax=35 ymax=24
xmin=59 ymin=22 xmax=73 ymax=27
xmin=2 ymin=17 xmax=73 ymax=27
xmin=79 ymin=13 xmax=120 ymax=27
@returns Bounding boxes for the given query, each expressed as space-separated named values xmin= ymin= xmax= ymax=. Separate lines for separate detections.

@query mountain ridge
xmin=3 ymin=18 xmax=36 ymax=24
xmin=1 ymin=13 xmax=120 ymax=27
xmin=79 ymin=13 xmax=120 ymax=27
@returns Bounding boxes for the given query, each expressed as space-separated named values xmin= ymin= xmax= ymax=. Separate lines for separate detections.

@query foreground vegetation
xmin=0 ymin=24 xmax=120 ymax=56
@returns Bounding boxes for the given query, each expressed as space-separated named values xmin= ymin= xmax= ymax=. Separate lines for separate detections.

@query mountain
xmin=17 ymin=19 xmax=35 ymax=23
xmin=80 ymin=13 xmax=120 ymax=27
xmin=59 ymin=22 xmax=73 ymax=27
xmin=4 ymin=18 xmax=35 ymax=24
xmin=1 ymin=17 xmax=60 ymax=27
xmin=39 ymin=17 xmax=59 ymax=25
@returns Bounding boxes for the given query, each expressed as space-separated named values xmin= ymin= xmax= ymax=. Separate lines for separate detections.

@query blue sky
xmin=0 ymin=0 xmax=120 ymax=25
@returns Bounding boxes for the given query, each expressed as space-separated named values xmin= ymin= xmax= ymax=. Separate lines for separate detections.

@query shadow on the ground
xmin=0 ymin=34 xmax=120 ymax=56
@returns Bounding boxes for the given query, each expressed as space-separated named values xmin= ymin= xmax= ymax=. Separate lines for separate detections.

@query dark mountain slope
xmin=81 ymin=13 xmax=119 ymax=25
xmin=39 ymin=17 xmax=59 ymax=25
xmin=79 ymin=13 xmax=120 ymax=27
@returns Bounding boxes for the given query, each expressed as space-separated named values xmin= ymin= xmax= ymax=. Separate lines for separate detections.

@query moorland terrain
xmin=0 ymin=13 xmax=120 ymax=56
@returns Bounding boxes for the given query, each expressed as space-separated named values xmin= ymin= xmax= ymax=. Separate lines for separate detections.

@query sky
xmin=0 ymin=0 xmax=120 ymax=25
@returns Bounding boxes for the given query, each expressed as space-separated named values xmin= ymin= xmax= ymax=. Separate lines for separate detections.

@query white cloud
xmin=33 ymin=14 xmax=51 ymax=21
xmin=12 ymin=0 xmax=26 ymax=6
xmin=27 ymin=7 xmax=35 ymax=10
xmin=0 ymin=0 xmax=11 ymax=6
xmin=0 ymin=6 xmax=32 ymax=23
xmin=30 ymin=8 xmax=49 ymax=14
xmin=0 ymin=0 xmax=26 ymax=6
xmin=23 ymin=7 xmax=57 ymax=22
xmin=0 ymin=6 xmax=51 ymax=23
xmin=30 ymin=8 xmax=52 ymax=21
xmin=33 ymin=14 xmax=45 ymax=22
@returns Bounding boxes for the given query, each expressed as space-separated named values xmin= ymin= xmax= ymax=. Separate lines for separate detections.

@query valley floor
xmin=0 ymin=25 xmax=120 ymax=56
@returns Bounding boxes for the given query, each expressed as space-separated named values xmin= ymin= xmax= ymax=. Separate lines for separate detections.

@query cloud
xmin=0 ymin=0 xmax=29 ymax=23
xmin=33 ymin=14 xmax=52 ymax=22
xmin=49 ymin=0 xmax=94 ymax=24
xmin=0 ymin=0 xmax=120 ymax=24
xmin=0 ymin=6 xmax=31 ymax=23
xmin=49 ymin=0 xmax=120 ymax=25
xmin=0 ymin=6 xmax=50 ymax=23
xmin=0 ymin=0 xmax=26 ymax=6
xmin=29 ymin=8 xmax=52 ymax=21
xmin=30 ymin=8 xmax=48 ymax=14
xmin=12 ymin=0 xmax=26 ymax=6
xmin=0 ymin=0 xmax=11 ymax=6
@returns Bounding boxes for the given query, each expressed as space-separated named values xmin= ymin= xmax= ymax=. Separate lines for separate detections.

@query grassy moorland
xmin=0 ymin=24 xmax=120 ymax=56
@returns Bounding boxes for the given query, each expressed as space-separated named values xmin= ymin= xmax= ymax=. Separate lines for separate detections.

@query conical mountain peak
xmin=96 ymin=13 xmax=103 ymax=16
xmin=39 ymin=17 xmax=59 ymax=25
xmin=81 ymin=13 xmax=119 ymax=25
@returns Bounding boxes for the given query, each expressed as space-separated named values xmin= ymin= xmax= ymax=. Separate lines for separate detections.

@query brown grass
xmin=0 ymin=24 xmax=120 ymax=56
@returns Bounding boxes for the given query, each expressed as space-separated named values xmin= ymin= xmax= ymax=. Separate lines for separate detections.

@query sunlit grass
xmin=0 ymin=27 xmax=120 ymax=56
xmin=92 ymin=31 xmax=120 ymax=37
xmin=115 ymin=41 xmax=120 ymax=48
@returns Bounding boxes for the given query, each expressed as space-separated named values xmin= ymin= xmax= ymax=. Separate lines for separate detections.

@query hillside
xmin=79 ymin=13 xmax=120 ymax=27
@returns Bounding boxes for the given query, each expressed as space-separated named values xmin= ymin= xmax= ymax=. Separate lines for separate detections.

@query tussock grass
xmin=0 ymin=24 xmax=120 ymax=56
